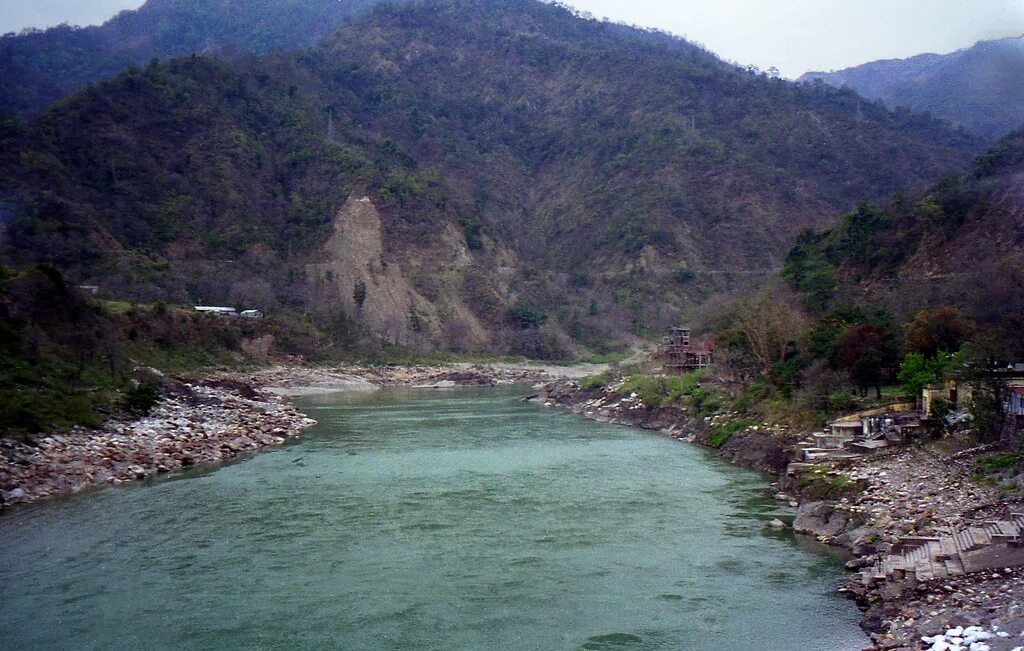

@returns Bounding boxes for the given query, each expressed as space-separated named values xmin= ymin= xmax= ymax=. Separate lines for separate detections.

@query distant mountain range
xmin=0 ymin=0 xmax=379 ymax=116
xmin=0 ymin=0 xmax=982 ymax=356
xmin=800 ymin=35 xmax=1024 ymax=143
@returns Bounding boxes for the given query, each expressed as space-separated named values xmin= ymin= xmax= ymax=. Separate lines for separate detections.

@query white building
xmin=194 ymin=306 xmax=237 ymax=315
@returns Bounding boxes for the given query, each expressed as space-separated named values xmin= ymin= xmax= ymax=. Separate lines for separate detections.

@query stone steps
xmin=862 ymin=515 xmax=1024 ymax=586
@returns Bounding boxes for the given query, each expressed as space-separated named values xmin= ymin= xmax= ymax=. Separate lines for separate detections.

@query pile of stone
xmin=867 ymin=567 xmax=1024 ymax=649
xmin=829 ymin=449 xmax=1005 ymax=542
xmin=0 ymin=384 xmax=316 ymax=509
xmin=921 ymin=624 xmax=1014 ymax=651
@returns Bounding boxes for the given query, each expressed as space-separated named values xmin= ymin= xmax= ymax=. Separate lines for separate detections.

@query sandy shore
xmin=222 ymin=361 xmax=609 ymax=396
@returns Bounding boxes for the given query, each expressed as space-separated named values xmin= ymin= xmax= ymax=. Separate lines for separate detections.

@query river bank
xmin=0 ymin=362 xmax=593 ymax=511
xmin=0 ymin=383 xmax=868 ymax=650
xmin=7 ymin=363 xmax=1021 ymax=649
xmin=0 ymin=380 xmax=317 ymax=509
xmin=534 ymin=378 xmax=1024 ymax=651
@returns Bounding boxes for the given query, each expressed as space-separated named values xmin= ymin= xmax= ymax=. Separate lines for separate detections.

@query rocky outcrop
xmin=794 ymin=501 xmax=851 ymax=538
xmin=307 ymin=193 xmax=491 ymax=349
xmin=716 ymin=429 xmax=793 ymax=475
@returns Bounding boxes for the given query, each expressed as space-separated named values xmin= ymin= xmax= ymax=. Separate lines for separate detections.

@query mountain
xmin=0 ymin=0 xmax=983 ymax=357
xmin=783 ymin=125 xmax=1024 ymax=337
xmin=800 ymin=35 xmax=1024 ymax=143
xmin=0 ymin=0 xmax=379 ymax=116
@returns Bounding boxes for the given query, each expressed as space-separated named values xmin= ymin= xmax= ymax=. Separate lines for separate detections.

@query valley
xmin=2 ymin=2 xmax=1024 ymax=650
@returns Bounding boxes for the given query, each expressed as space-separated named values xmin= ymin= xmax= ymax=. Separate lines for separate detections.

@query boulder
xmin=834 ymin=526 xmax=881 ymax=555
xmin=793 ymin=501 xmax=849 ymax=537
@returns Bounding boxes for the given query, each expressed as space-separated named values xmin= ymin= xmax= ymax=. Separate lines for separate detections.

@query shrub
xmin=688 ymin=388 xmax=722 ymax=417
xmin=707 ymin=419 xmax=755 ymax=448
xmin=123 ymin=383 xmax=163 ymax=415
xmin=616 ymin=372 xmax=705 ymax=408
xmin=975 ymin=452 xmax=1022 ymax=473
xmin=506 ymin=300 xmax=548 ymax=329
xmin=828 ymin=389 xmax=856 ymax=412
xmin=579 ymin=372 xmax=613 ymax=391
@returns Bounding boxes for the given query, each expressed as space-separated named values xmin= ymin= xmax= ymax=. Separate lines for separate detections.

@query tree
xmin=833 ymin=325 xmax=890 ymax=398
xmin=352 ymin=280 xmax=367 ymax=310
xmin=732 ymin=293 xmax=809 ymax=375
xmin=904 ymin=307 xmax=975 ymax=358
xmin=897 ymin=351 xmax=961 ymax=398
xmin=961 ymin=333 xmax=1015 ymax=441
xmin=506 ymin=300 xmax=548 ymax=329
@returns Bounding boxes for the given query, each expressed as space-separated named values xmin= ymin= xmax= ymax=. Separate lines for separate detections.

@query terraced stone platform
xmin=861 ymin=513 xmax=1024 ymax=585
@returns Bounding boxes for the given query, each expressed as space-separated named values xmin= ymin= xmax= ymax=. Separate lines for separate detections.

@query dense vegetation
xmin=0 ymin=0 xmax=378 ymax=116
xmin=0 ymin=0 xmax=982 ymax=359
xmin=0 ymin=264 xmax=337 ymax=436
xmin=801 ymin=35 xmax=1024 ymax=143
xmin=706 ymin=128 xmax=1024 ymax=440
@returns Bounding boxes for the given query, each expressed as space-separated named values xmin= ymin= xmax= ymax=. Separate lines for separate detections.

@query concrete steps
xmin=862 ymin=514 xmax=1024 ymax=586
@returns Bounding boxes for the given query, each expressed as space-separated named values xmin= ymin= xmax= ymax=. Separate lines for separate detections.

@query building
xmin=1009 ymin=386 xmax=1024 ymax=418
xmin=240 ymin=310 xmax=264 ymax=319
xmin=654 ymin=327 xmax=713 ymax=375
xmin=194 ymin=306 xmax=237 ymax=316
xmin=922 ymin=380 xmax=972 ymax=417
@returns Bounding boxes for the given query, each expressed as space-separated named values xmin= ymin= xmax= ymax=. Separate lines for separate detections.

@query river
xmin=0 ymin=386 xmax=866 ymax=650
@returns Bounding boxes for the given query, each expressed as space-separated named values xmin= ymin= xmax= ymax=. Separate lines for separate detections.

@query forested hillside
xmin=0 ymin=0 xmax=982 ymax=357
xmin=801 ymin=35 xmax=1024 ymax=143
xmin=692 ymin=130 xmax=1024 ymax=438
xmin=783 ymin=125 xmax=1024 ymax=342
xmin=0 ymin=0 xmax=378 ymax=116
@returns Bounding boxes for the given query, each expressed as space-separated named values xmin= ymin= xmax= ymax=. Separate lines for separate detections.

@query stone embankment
xmin=0 ymin=382 xmax=316 ymax=510
xmin=535 ymin=378 xmax=1024 ymax=651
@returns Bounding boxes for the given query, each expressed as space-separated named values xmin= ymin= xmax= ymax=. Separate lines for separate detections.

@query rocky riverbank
xmin=230 ymin=363 xmax=556 ymax=396
xmin=0 ymin=380 xmax=316 ymax=510
xmin=534 ymin=378 xmax=1024 ymax=651
xmin=0 ymin=362 xmax=585 ymax=512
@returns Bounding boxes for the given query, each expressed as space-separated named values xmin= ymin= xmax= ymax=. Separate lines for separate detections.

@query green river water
xmin=0 ymin=386 xmax=866 ymax=650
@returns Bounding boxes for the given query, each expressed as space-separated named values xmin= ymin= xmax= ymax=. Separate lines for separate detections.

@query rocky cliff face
xmin=308 ymin=193 xmax=491 ymax=349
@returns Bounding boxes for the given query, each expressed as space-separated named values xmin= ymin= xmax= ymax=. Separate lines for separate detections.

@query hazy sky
xmin=3 ymin=0 xmax=1023 ymax=78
